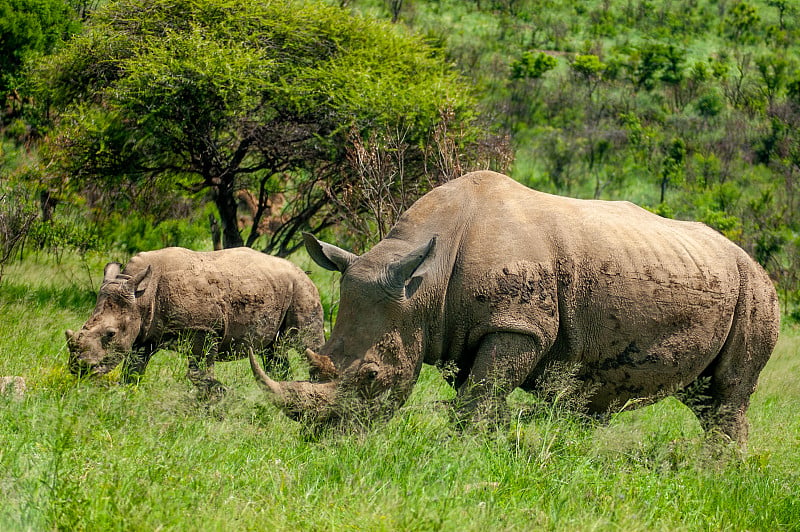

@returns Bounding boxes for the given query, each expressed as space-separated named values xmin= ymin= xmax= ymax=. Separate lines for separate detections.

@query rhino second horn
xmin=103 ymin=262 xmax=122 ymax=282
xmin=305 ymin=348 xmax=339 ymax=380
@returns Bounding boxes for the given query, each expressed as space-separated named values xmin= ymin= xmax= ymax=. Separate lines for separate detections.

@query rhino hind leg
xmin=678 ymin=268 xmax=779 ymax=445
xmin=675 ymin=372 xmax=744 ymax=443
xmin=454 ymin=332 xmax=545 ymax=427
xmin=677 ymin=331 xmax=773 ymax=445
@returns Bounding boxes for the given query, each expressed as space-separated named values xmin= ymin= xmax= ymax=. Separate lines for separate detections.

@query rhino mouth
xmin=68 ymin=356 xmax=119 ymax=378
xmin=90 ymin=364 xmax=115 ymax=376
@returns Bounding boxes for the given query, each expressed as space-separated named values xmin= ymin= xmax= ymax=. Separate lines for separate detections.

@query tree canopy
xmin=32 ymin=0 xmax=481 ymax=254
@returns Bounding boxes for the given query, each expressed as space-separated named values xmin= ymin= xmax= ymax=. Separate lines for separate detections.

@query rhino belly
xmin=553 ymin=269 xmax=738 ymax=412
xmin=155 ymin=273 xmax=289 ymax=356
xmin=219 ymin=295 xmax=288 ymax=357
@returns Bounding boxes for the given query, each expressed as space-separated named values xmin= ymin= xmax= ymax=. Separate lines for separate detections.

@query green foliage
xmin=358 ymin=0 xmax=800 ymax=310
xmin=725 ymin=1 xmax=761 ymax=44
xmin=625 ymin=42 xmax=685 ymax=91
xmin=571 ymin=54 xmax=606 ymax=79
xmin=755 ymin=52 xmax=795 ymax=104
xmin=103 ymin=211 xmax=212 ymax=254
xmin=0 ymin=0 xmax=81 ymax=96
xmin=570 ymin=53 xmax=607 ymax=96
xmin=5 ymin=0 xmax=800 ymax=304
xmin=510 ymin=51 xmax=557 ymax=80
xmin=27 ymin=216 xmax=102 ymax=258
xmin=695 ymin=89 xmax=726 ymax=118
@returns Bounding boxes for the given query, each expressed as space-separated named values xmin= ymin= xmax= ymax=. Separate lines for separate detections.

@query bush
xmin=27 ymin=216 xmax=102 ymax=259
xmin=0 ymin=188 xmax=37 ymax=282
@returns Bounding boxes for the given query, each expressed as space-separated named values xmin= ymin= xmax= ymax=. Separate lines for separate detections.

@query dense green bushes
xmin=0 ymin=0 xmax=81 ymax=97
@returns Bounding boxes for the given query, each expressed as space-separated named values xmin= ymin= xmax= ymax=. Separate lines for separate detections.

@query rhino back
xmin=124 ymin=247 xmax=304 ymax=346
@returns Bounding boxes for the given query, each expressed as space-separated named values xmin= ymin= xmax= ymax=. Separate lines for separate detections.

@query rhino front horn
xmin=248 ymin=349 xmax=287 ymax=400
xmin=249 ymin=349 xmax=338 ymax=419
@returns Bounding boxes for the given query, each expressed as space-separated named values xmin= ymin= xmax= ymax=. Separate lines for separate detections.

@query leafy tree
xmin=570 ymin=54 xmax=607 ymax=99
xmin=660 ymin=137 xmax=686 ymax=203
xmin=31 ymin=0 xmax=477 ymax=254
xmin=510 ymin=51 xmax=557 ymax=81
xmin=506 ymin=51 xmax=558 ymax=129
xmin=625 ymin=42 xmax=685 ymax=94
xmin=724 ymin=1 xmax=760 ymax=44
xmin=659 ymin=45 xmax=687 ymax=109
xmin=755 ymin=53 xmax=794 ymax=106
xmin=0 ymin=0 xmax=80 ymax=102
xmin=766 ymin=0 xmax=792 ymax=31
xmin=695 ymin=90 xmax=726 ymax=119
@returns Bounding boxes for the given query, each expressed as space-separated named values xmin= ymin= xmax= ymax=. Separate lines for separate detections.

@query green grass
xmin=1 ymin=253 xmax=799 ymax=531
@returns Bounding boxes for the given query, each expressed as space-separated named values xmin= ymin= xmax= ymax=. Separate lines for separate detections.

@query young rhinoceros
xmin=67 ymin=247 xmax=324 ymax=395
xmin=251 ymin=171 xmax=780 ymax=444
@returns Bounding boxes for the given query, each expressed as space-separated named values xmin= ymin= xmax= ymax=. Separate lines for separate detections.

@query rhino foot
xmin=195 ymin=381 xmax=228 ymax=401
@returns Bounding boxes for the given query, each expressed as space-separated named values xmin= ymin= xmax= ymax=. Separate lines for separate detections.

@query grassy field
xmin=1 ymin=252 xmax=798 ymax=531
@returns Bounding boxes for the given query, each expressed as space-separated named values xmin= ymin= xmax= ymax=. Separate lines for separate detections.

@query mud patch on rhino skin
xmin=230 ymin=294 xmax=268 ymax=314
xmin=587 ymin=342 xmax=661 ymax=371
xmin=613 ymin=383 xmax=646 ymax=396
xmin=475 ymin=262 xmax=556 ymax=316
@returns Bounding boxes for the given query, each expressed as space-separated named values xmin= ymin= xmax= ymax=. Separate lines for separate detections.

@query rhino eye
xmin=101 ymin=330 xmax=117 ymax=345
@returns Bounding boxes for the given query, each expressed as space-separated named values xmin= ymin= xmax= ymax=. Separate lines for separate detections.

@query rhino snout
xmin=66 ymin=333 xmax=120 ymax=377
xmin=68 ymin=356 xmax=96 ymax=377
xmin=68 ymin=355 xmax=117 ymax=377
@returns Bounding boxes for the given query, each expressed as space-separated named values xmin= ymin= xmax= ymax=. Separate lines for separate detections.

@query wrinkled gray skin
xmin=251 ymin=171 xmax=779 ymax=443
xmin=67 ymin=247 xmax=324 ymax=394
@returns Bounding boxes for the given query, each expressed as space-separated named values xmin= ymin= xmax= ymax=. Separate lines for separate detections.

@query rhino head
xmin=250 ymin=232 xmax=436 ymax=425
xmin=66 ymin=262 xmax=152 ymax=377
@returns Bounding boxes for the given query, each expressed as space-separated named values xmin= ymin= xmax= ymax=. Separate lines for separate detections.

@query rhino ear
xmin=103 ymin=262 xmax=122 ymax=282
xmin=303 ymin=232 xmax=358 ymax=273
xmin=388 ymin=237 xmax=436 ymax=297
xmin=125 ymin=265 xmax=152 ymax=297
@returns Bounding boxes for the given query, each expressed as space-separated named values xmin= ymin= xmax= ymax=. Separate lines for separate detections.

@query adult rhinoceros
xmin=250 ymin=171 xmax=779 ymax=442
xmin=67 ymin=247 xmax=324 ymax=395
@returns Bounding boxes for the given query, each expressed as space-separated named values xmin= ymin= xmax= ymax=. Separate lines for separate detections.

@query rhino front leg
xmin=455 ymin=332 xmax=545 ymax=427
xmin=120 ymin=344 xmax=156 ymax=384
xmin=186 ymin=331 xmax=226 ymax=398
